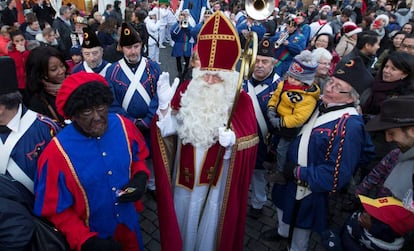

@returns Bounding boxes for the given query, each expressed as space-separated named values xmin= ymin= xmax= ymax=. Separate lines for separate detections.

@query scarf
xmin=384 ymin=147 xmax=414 ymax=200
xmin=283 ymin=80 xmax=309 ymax=91
xmin=25 ymin=26 xmax=42 ymax=36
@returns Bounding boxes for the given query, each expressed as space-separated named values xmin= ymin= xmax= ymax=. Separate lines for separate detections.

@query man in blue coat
xmin=72 ymin=26 xmax=111 ymax=77
xmin=262 ymin=58 xmax=375 ymax=251
xmin=0 ymin=57 xmax=59 ymax=250
xmin=270 ymin=16 xmax=307 ymax=77
xmin=106 ymin=22 xmax=161 ymax=194
xmin=243 ymin=37 xmax=281 ymax=218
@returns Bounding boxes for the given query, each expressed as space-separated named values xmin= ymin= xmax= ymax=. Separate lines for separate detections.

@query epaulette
xmin=36 ymin=114 xmax=61 ymax=136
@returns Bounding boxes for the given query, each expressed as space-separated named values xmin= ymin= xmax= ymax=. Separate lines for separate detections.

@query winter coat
xmin=395 ymin=8 xmax=412 ymax=27
xmin=335 ymin=35 xmax=357 ymax=57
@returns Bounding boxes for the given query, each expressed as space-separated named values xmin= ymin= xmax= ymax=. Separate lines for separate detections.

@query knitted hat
xmin=119 ymin=22 xmax=142 ymax=46
xmin=0 ymin=57 xmax=18 ymax=94
xmin=287 ymin=50 xmax=317 ymax=85
xmin=342 ymin=21 xmax=362 ymax=37
xmin=375 ymin=14 xmax=389 ymax=27
xmin=257 ymin=37 xmax=273 ymax=57
xmin=70 ymin=45 xmax=82 ymax=56
xmin=56 ymin=72 xmax=108 ymax=118
xmin=82 ymin=26 xmax=101 ymax=48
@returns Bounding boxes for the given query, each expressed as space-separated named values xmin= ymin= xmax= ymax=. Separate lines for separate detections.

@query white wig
xmin=311 ymin=48 xmax=333 ymax=62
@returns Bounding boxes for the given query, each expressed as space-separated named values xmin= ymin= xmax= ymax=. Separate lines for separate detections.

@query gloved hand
xmin=218 ymin=127 xmax=236 ymax=148
xmin=270 ymin=117 xmax=281 ymax=130
xmin=267 ymin=109 xmax=281 ymax=130
xmin=157 ymin=72 xmax=180 ymax=110
xmin=117 ymin=172 xmax=148 ymax=203
xmin=81 ymin=236 xmax=122 ymax=251
xmin=135 ymin=119 xmax=149 ymax=133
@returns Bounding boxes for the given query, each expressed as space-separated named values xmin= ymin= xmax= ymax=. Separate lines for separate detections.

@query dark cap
xmin=70 ymin=45 xmax=82 ymax=55
xmin=366 ymin=96 xmax=414 ymax=132
xmin=284 ymin=16 xmax=297 ymax=27
xmin=257 ymin=37 xmax=273 ymax=57
xmin=119 ymin=22 xmax=142 ymax=46
xmin=333 ymin=58 xmax=374 ymax=94
xmin=0 ymin=57 xmax=18 ymax=94
xmin=82 ymin=26 xmax=102 ymax=48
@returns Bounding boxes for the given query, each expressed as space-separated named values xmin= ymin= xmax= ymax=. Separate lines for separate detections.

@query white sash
xmin=247 ymin=81 xmax=269 ymax=138
xmin=120 ymin=58 xmax=151 ymax=111
xmin=296 ymin=107 xmax=358 ymax=200
xmin=83 ymin=61 xmax=111 ymax=77
xmin=8 ymin=159 xmax=33 ymax=193
xmin=0 ymin=109 xmax=37 ymax=192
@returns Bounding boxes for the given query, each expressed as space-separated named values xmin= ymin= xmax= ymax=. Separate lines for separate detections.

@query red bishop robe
xmin=150 ymin=80 xmax=259 ymax=251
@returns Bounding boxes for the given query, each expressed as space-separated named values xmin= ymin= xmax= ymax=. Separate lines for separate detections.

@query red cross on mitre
xmin=197 ymin=11 xmax=241 ymax=72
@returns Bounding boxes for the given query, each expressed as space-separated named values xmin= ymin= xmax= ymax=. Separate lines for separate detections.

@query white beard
xmin=176 ymin=69 xmax=239 ymax=149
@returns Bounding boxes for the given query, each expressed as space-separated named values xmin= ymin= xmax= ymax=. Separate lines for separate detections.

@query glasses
xmin=326 ymin=80 xmax=350 ymax=94
xmin=78 ymin=105 xmax=107 ymax=117
xmin=316 ymin=40 xmax=329 ymax=44
xmin=400 ymin=43 xmax=414 ymax=50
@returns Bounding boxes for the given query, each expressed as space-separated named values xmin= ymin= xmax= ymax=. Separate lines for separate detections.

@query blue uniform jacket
xmin=272 ymin=104 xmax=375 ymax=233
xmin=106 ymin=57 xmax=161 ymax=129
xmin=243 ymin=71 xmax=281 ymax=169
xmin=170 ymin=23 xmax=194 ymax=57
xmin=270 ymin=30 xmax=306 ymax=77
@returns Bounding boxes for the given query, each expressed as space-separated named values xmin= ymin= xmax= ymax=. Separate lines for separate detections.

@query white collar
xmin=7 ymin=104 xmax=22 ymax=132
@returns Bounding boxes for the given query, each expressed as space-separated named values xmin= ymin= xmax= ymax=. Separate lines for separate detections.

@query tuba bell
xmin=245 ymin=0 xmax=275 ymax=21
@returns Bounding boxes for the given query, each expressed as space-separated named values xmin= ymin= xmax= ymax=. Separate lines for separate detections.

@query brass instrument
xmin=180 ymin=18 xmax=189 ymax=28
xmin=274 ymin=31 xmax=289 ymax=48
xmin=179 ymin=12 xmax=189 ymax=28
xmin=245 ymin=0 xmax=274 ymax=21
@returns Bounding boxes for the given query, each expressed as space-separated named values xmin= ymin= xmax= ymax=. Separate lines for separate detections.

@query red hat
xmin=342 ymin=21 xmax=362 ymax=37
xmin=56 ymin=72 xmax=108 ymax=118
xmin=197 ymin=11 xmax=241 ymax=71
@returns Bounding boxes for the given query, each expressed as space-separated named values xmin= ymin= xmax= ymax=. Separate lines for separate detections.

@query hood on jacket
xmin=396 ymin=8 xmax=410 ymax=16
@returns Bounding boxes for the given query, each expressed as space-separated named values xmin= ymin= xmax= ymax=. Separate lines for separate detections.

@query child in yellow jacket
xmin=267 ymin=50 xmax=320 ymax=184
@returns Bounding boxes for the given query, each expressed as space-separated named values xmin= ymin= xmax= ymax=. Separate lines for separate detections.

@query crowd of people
xmin=1 ymin=0 xmax=414 ymax=250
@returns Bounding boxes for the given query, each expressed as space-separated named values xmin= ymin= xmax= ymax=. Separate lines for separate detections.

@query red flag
xmin=359 ymin=195 xmax=414 ymax=236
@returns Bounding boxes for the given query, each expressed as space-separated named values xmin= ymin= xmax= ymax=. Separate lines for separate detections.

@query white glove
xmin=157 ymin=72 xmax=180 ymax=110
xmin=218 ymin=127 xmax=236 ymax=148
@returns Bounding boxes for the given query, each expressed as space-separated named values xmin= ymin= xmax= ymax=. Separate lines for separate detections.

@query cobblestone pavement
xmin=139 ymin=185 xmax=353 ymax=251
xmin=138 ymin=45 xmax=355 ymax=251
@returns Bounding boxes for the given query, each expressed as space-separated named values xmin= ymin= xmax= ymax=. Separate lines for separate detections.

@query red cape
xmin=150 ymin=80 xmax=258 ymax=251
